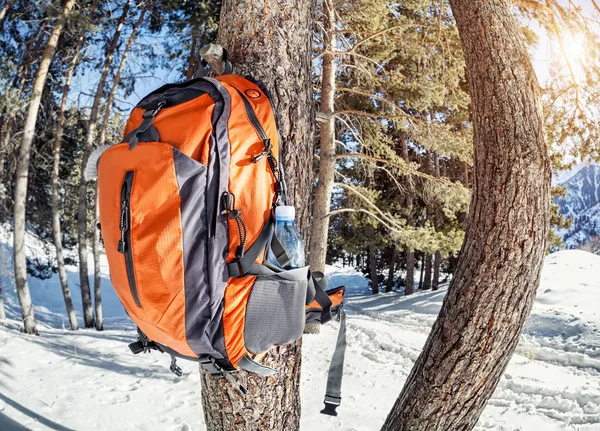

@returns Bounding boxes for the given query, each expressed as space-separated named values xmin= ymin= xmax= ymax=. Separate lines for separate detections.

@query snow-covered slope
xmin=1 ymin=228 xmax=600 ymax=430
xmin=0 ymin=225 xmax=129 ymax=329
xmin=555 ymin=164 xmax=600 ymax=249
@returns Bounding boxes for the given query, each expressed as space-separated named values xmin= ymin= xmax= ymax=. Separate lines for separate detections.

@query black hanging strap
xmin=320 ymin=306 xmax=347 ymax=416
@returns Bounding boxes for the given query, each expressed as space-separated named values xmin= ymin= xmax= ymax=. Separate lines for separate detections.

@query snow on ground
xmin=0 ymin=225 xmax=129 ymax=330
xmin=1 ymin=226 xmax=600 ymax=430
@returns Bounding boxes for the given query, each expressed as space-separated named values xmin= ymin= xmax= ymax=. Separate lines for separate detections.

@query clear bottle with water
xmin=267 ymin=206 xmax=305 ymax=269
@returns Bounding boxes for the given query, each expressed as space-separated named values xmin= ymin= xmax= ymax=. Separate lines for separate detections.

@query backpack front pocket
xmin=98 ymin=142 xmax=209 ymax=356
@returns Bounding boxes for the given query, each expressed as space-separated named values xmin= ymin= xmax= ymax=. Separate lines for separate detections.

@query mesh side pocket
xmin=244 ymin=277 xmax=307 ymax=354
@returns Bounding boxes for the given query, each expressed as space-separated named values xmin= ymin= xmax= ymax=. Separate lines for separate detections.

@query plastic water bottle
xmin=267 ymin=206 xmax=305 ymax=268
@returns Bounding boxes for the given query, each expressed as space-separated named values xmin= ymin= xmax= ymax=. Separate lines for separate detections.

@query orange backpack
xmin=87 ymin=65 xmax=346 ymax=415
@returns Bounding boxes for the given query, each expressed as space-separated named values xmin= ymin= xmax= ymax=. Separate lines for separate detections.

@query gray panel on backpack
xmin=172 ymin=148 xmax=218 ymax=357
xmin=244 ymin=276 xmax=307 ymax=354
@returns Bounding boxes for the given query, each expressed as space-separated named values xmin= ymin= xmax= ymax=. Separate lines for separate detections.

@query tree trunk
xmin=92 ymin=2 xmax=146 ymax=332
xmin=432 ymin=152 xmax=441 ymax=291
xmin=418 ymin=253 xmax=424 ymax=290
xmin=405 ymin=248 xmax=415 ymax=295
xmin=52 ymin=34 xmax=84 ymax=332
xmin=463 ymin=161 xmax=469 ymax=188
xmin=386 ymin=245 xmax=397 ymax=292
xmin=92 ymin=187 xmax=103 ymax=331
xmin=369 ymin=243 xmax=379 ymax=294
xmin=76 ymin=1 xmax=129 ymax=328
xmin=423 ymin=254 xmax=432 ymax=290
xmin=381 ymin=1 xmax=550 ymax=429
xmin=400 ymin=136 xmax=414 ymax=295
xmin=308 ymin=0 xmax=336 ymax=273
xmin=0 ymin=2 xmax=8 ymax=23
xmin=200 ymin=0 xmax=314 ymax=429
xmin=12 ymin=0 xmax=76 ymax=335
xmin=186 ymin=31 xmax=199 ymax=80
xmin=432 ymin=251 xmax=441 ymax=291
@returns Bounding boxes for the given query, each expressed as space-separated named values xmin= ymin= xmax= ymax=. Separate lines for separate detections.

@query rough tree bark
xmin=51 ymin=34 xmax=84 ymax=332
xmin=308 ymin=0 xmax=336 ymax=273
xmin=12 ymin=0 xmax=76 ymax=335
xmin=381 ymin=0 xmax=550 ymax=429
xmin=400 ymin=137 xmax=415 ymax=295
xmin=199 ymin=0 xmax=315 ymax=429
xmin=76 ymin=1 xmax=130 ymax=328
xmin=386 ymin=245 xmax=397 ymax=292
xmin=369 ymin=243 xmax=379 ymax=294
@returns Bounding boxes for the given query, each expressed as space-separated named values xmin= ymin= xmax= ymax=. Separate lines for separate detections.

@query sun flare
xmin=560 ymin=32 xmax=586 ymax=80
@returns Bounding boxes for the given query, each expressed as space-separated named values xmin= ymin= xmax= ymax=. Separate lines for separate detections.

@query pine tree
xmin=313 ymin=0 xmax=471 ymax=289
xmin=51 ymin=33 xmax=84 ymax=332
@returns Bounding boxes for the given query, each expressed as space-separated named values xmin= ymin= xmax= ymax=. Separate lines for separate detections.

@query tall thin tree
xmin=51 ymin=33 xmax=85 ymax=331
xmin=386 ymin=245 xmax=397 ymax=292
xmin=12 ymin=0 xmax=76 ymax=335
xmin=199 ymin=0 xmax=315 ymax=428
xmin=309 ymin=0 xmax=336 ymax=273
xmin=92 ymin=2 xmax=148 ymax=331
xmin=432 ymin=152 xmax=441 ymax=291
xmin=381 ymin=0 xmax=550 ymax=429
xmin=400 ymin=136 xmax=415 ymax=295
xmin=76 ymin=0 xmax=130 ymax=328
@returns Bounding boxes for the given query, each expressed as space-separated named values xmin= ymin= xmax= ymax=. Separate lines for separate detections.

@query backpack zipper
xmin=235 ymin=88 xmax=282 ymax=200
xmin=117 ymin=171 xmax=142 ymax=308
xmin=221 ymin=192 xmax=247 ymax=259
xmin=235 ymin=88 xmax=269 ymax=143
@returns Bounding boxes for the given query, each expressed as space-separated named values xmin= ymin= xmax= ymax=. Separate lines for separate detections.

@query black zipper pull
xmin=118 ymin=200 xmax=128 ymax=254
xmin=222 ymin=192 xmax=247 ymax=259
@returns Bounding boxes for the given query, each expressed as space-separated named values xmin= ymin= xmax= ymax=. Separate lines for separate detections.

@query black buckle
xmin=128 ymin=341 xmax=144 ymax=354
xmin=142 ymin=100 xmax=167 ymax=119
xmin=230 ymin=259 xmax=246 ymax=278
xmin=200 ymin=357 xmax=226 ymax=377
xmin=170 ymin=357 xmax=183 ymax=377
xmin=200 ymin=357 xmax=248 ymax=395
xmin=320 ymin=395 xmax=341 ymax=416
